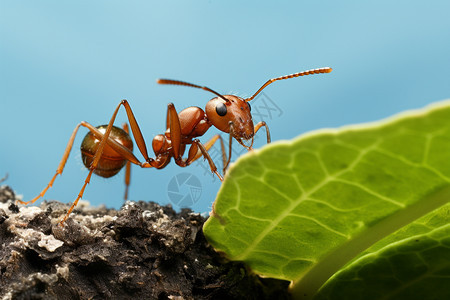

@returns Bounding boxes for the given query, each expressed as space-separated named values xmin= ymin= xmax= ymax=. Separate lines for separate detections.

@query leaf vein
xmin=234 ymin=142 xmax=380 ymax=260
xmin=334 ymin=178 xmax=405 ymax=208
xmin=289 ymin=213 xmax=350 ymax=238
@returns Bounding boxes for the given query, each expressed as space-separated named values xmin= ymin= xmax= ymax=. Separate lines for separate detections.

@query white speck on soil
xmin=37 ymin=233 xmax=64 ymax=252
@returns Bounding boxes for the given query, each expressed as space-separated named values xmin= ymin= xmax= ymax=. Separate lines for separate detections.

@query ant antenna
xmin=157 ymin=79 xmax=230 ymax=103
xmin=245 ymin=67 xmax=332 ymax=102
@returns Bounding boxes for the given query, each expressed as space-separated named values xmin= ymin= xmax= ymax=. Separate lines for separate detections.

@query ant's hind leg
xmin=17 ymin=123 xmax=84 ymax=206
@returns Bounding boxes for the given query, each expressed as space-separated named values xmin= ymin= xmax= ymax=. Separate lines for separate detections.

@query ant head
xmin=205 ymin=95 xmax=254 ymax=140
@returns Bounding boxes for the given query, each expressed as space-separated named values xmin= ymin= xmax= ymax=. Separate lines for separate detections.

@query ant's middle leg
xmin=122 ymin=123 xmax=131 ymax=200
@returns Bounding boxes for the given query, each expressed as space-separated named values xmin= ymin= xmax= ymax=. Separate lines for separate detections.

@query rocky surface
xmin=0 ymin=185 xmax=290 ymax=299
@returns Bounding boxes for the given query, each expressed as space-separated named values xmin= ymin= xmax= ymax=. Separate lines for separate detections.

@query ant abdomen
xmin=81 ymin=125 xmax=133 ymax=178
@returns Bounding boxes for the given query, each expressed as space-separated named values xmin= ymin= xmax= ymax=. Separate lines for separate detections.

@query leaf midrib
xmin=290 ymin=185 xmax=450 ymax=300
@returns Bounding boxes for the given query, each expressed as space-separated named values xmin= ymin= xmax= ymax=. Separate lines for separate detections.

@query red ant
xmin=17 ymin=67 xmax=332 ymax=224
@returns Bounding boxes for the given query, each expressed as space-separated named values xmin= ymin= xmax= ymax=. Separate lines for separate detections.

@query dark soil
xmin=0 ymin=185 xmax=290 ymax=300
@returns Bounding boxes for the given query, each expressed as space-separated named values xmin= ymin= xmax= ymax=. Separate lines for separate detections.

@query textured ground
xmin=0 ymin=185 xmax=290 ymax=300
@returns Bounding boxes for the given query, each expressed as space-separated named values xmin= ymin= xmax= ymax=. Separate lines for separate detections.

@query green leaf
xmin=203 ymin=100 xmax=450 ymax=299
xmin=314 ymin=203 xmax=450 ymax=300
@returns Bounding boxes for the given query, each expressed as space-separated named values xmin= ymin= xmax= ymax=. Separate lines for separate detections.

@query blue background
xmin=1 ymin=1 xmax=450 ymax=213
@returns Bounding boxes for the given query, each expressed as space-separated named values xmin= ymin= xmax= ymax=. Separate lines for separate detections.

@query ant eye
xmin=247 ymin=102 xmax=251 ymax=111
xmin=215 ymin=102 xmax=227 ymax=116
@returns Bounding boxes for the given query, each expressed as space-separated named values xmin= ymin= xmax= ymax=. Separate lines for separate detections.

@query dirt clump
xmin=0 ymin=185 xmax=290 ymax=299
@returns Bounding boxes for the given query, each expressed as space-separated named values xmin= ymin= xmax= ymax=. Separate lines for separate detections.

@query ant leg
xmin=177 ymin=139 xmax=224 ymax=181
xmin=16 ymin=120 xmax=145 ymax=207
xmin=185 ymin=140 xmax=227 ymax=223
xmin=189 ymin=134 xmax=228 ymax=175
xmin=21 ymin=99 xmax=157 ymax=224
xmin=58 ymin=112 xmax=155 ymax=225
xmin=254 ymin=121 xmax=271 ymax=144
xmin=166 ymin=103 xmax=182 ymax=160
xmin=60 ymin=99 xmax=156 ymax=225
xmin=58 ymin=168 xmax=95 ymax=225
xmin=92 ymin=99 xmax=154 ymax=165
xmin=59 ymin=153 xmax=165 ymax=225
xmin=123 ymin=123 xmax=131 ymax=200
xmin=17 ymin=123 xmax=84 ymax=206
xmin=117 ymin=100 xmax=152 ymax=162
xmin=193 ymin=140 xmax=223 ymax=181
xmin=194 ymin=121 xmax=234 ymax=173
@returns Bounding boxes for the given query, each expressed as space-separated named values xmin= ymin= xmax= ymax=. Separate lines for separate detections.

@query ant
xmin=17 ymin=67 xmax=332 ymax=225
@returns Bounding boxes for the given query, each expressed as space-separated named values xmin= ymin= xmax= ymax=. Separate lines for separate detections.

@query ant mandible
xmin=17 ymin=67 xmax=332 ymax=225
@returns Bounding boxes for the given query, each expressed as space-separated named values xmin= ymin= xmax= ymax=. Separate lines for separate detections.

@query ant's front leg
xmin=254 ymin=121 xmax=271 ymax=144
